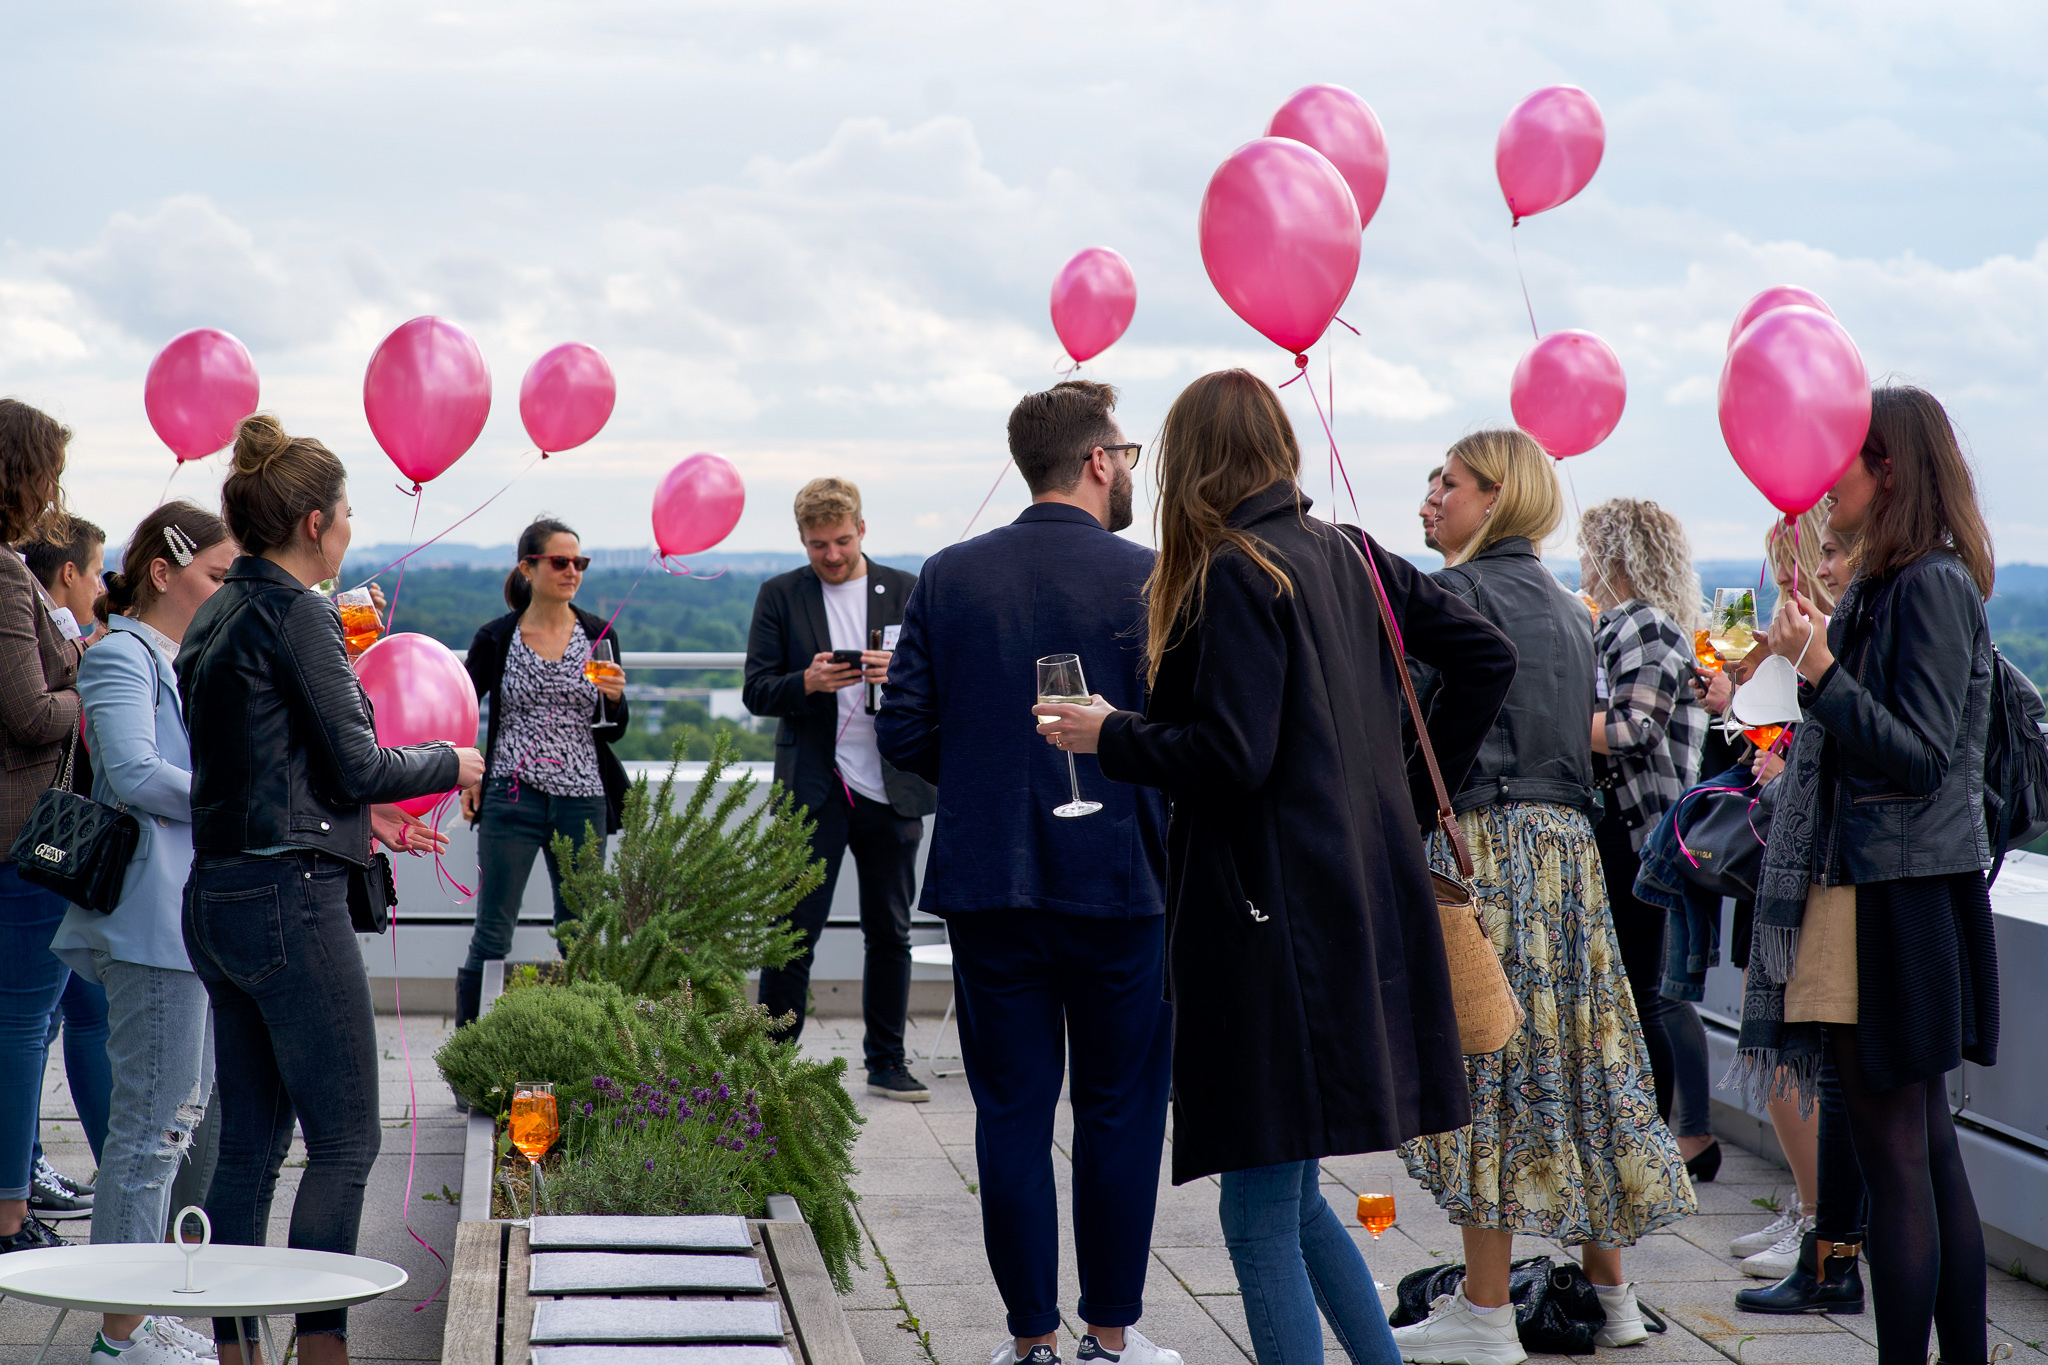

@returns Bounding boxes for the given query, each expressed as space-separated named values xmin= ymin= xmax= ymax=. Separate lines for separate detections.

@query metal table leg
xmin=258 ymin=1314 xmax=284 ymax=1365
xmin=927 ymin=989 xmax=960 ymax=1078
xmin=28 ymin=1306 xmax=68 ymax=1365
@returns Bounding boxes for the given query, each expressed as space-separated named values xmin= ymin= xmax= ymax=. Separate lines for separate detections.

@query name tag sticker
xmin=882 ymin=625 xmax=901 ymax=650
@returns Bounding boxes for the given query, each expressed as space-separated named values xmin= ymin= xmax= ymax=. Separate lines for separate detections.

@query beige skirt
xmin=1785 ymin=883 xmax=1857 ymax=1024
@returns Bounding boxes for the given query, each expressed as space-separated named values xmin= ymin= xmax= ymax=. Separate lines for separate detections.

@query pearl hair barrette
xmin=163 ymin=524 xmax=197 ymax=568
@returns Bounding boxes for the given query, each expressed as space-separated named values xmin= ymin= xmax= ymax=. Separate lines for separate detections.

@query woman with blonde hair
xmin=1392 ymin=435 xmax=1695 ymax=1364
xmin=1035 ymin=370 xmax=1515 ymax=1365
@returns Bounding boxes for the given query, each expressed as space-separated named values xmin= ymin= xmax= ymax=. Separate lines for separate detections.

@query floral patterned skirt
xmin=1399 ymin=801 xmax=1696 ymax=1247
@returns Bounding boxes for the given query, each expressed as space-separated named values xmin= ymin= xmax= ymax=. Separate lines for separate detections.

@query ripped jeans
xmin=89 ymin=955 xmax=213 ymax=1246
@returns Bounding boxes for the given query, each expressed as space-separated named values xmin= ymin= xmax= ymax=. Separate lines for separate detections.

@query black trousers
xmin=757 ymin=789 xmax=922 ymax=1074
xmin=948 ymin=909 xmax=1173 ymax=1339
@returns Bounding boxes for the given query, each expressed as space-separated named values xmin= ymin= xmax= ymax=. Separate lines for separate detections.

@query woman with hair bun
xmin=179 ymin=414 xmax=484 ymax=1363
xmin=452 ymin=517 xmax=628 ymax=1030
xmin=49 ymin=501 xmax=240 ymax=1361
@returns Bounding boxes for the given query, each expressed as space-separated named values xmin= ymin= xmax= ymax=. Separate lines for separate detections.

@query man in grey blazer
xmin=743 ymin=477 xmax=936 ymax=1100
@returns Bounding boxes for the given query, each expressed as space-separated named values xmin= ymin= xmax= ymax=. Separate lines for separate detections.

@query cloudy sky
xmin=4 ymin=0 xmax=2046 ymax=564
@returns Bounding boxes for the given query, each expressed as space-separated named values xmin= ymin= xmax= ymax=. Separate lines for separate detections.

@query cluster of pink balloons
xmin=1718 ymin=288 xmax=1869 ymax=516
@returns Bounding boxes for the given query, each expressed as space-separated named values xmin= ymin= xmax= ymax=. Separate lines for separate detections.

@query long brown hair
xmin=1853 ymin=385 xmax=1993 ymax=599
xmin=1143 ymin=370 xmax=1300 ymax=684
xmin=221 ymin=414 xmax=347 ymax=557
xmin=97 ymin=502 xmax=231 ymax=625
xmin=0 ymin=399 xmax=71 ymax=545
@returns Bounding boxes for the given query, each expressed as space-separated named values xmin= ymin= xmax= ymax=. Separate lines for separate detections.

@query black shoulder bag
xmin=8 ymin=727 xmax=140 ymax=913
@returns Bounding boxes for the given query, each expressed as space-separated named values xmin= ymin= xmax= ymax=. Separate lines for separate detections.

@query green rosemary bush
xmin=551 ymin=731 xmax=819 ymax=1009
xmin=434 ymin=979 xmax=865 ymax=1288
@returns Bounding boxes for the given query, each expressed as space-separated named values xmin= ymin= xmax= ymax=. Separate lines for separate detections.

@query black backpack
xmin=1983 ymin=643 xmax=2048 ymax=887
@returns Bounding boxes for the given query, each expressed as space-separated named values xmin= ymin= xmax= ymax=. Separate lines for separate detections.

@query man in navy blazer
xmin=877 ymin=382 xmax=1179 ymax=1365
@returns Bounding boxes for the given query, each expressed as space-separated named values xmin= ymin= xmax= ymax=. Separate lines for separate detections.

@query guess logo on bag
xmin=32 ymin=844 xmax=65 ymax=865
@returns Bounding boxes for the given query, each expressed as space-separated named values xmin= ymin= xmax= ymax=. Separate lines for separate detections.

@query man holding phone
xmin=743 ymin=477 xmax=936 ymax=1099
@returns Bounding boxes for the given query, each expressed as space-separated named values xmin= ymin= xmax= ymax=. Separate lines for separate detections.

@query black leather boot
xmin=1735 ymin=1231 xmax=1864 ymax=1314
xmin=454 ymin=967 xmax=483 ymax=1029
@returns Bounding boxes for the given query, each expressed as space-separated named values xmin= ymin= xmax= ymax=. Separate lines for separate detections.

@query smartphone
xmin=829 ymin=649 xmax=865 ymax=668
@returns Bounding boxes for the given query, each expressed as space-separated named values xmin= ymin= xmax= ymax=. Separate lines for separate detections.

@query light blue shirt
xmin=50 ymin=616 xmax=197 ymax=979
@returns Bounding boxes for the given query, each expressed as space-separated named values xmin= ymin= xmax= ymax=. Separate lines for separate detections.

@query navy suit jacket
xmin=876 ymin=503 xmax=1167 ymax=918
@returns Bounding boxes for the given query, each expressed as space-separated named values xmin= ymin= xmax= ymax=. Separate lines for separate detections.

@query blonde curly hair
xmin=1577 ymin=497 xmax=1701 ymax=631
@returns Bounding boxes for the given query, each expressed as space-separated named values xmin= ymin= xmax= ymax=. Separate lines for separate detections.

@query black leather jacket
xmin=179 ymin=556 xmax=461 ymax=863
xmin=1808 ymin=550 xmax=1992 ymax=882
xmin=1417 ymin=537 xmax=1597 ymax=814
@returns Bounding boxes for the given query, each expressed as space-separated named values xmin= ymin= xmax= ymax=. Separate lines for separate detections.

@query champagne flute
xmin=1707 ymin=588 xmax=1759 ymax=666
xmin=509 ymin=1081 xmax=558 ymax=1216
xmin=584 ymin=634 xmax=620 ymax=729
xmin=1036 ymin=653 xmax=1102 ymax=819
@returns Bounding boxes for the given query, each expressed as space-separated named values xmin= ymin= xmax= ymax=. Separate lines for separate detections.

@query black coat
xmin=466 ymin=608 xmax=631 ymax=834
xmin=1096 ymin=485 xmax=1516 ymax=1183
xmin=742 ymin=560 xmax=937 ymax=820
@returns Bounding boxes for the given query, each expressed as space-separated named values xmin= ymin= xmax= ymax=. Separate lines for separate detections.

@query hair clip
xmin=163 ymin=524 xmax=196 ymax=568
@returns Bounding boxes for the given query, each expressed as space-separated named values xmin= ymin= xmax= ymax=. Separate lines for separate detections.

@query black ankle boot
xmin=1685 ymin=1138 xmax=1722 ymax=1183
xmin=455 ymin=967 xmax=483 ymax=1030
xmin=1734 ymin=1230 xmax=1864 ymax=1315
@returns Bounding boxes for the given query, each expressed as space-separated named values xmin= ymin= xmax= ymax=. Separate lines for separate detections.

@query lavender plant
xmin=546 ymin=1070 xmax=780 ymax=1218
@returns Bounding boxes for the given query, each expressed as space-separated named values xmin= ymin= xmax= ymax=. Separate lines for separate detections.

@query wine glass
xmin=584 ymin=634 xmax=620 ymax=729
xmin=1707 ymin=588 xmax=1759 ymax=667
xmin=1357 ymin=1192 xmax=1396 ymax=1239
xmin=336 ymin=587 xmax=382 ymax=659
xmin=510 ymin=1081 xmax=558 ymax=1216
xmin=1036 ymin=653 xmax=1102 ymax=819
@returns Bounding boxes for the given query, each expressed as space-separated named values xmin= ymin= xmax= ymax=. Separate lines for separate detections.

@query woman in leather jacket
xmin=1394 ymin=431 xmax=1693 ymax=1363
xmin=179 ymin=415 xmax=484 ymax=1363
xmin=1744 ymin=385 xmax=1997 ymax=1365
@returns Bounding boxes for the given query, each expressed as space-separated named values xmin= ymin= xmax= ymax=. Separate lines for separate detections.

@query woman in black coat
xmin=1038 ymin=370 xmax=1514 ymax=1365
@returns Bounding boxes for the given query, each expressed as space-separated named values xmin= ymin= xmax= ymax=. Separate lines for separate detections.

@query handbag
xmin=348 ymin=851 xmax=398 ymax=935
xmin=1671 ymin=777 xmax=1774 ymax=899
xmin=1355 ymin=534 xmax=1524 ymax=1055
xmin=7 ymin=728 xmax=140 ymax=913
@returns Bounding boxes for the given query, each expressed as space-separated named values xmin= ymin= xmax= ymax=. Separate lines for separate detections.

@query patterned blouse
xmin=1594 ymin=599 xmax=1707 ymax=849
xmin=488 ymin=622 xmax=603 ymax=797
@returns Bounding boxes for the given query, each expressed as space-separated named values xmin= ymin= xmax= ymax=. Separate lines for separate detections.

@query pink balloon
xmin=144 ymin=329 xmax=261 ymax=462
xmin=1509 ymin=330 xmax=1627 ymax=459
xmin=1495 ymin=86 xmax=1605 ymax=224
xmin=653 ymin=453 xmax=746 ymax=558
xmin=354 ymin=632 xmax=480 ymax=817
xmin=1199 ymin=138 xmax=1361 ymax=358
xmin=1050 ymin=248 xmax=1137 ymax=364
xmin=1266 ymin=84 xmax=1389 ymax=229
xmin=1728 ymin=286 xmax=1835 ymax=351
xmin=520 ymin=343 xmax=617 ymax=453
xmin=363 ymin=316 xmax=493 ymax=487
xmin=1718 ymin=306 xmax=1872 ymax=516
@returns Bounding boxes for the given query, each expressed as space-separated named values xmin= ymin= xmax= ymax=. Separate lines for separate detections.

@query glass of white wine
xmin=1707 ymin=588 xmax=1759 ymax=666
xmin=1036 ymin=653 xmax=1103 ymax=819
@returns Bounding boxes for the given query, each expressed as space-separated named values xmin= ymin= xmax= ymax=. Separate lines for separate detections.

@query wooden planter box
xmin=443 ymin=962 xmax=864 ymax=1365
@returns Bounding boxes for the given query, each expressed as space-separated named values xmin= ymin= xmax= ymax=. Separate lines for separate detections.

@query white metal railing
xmin=451 ymin=651 xmax=747 ymax=669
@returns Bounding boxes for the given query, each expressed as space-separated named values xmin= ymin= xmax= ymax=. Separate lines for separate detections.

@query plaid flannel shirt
xmin=1595 ymin=599 xmax=1707 ymax=848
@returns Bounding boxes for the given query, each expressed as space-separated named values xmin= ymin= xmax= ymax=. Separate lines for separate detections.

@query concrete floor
xmin=806 ymin=1014 xmax=2048 ymax=1365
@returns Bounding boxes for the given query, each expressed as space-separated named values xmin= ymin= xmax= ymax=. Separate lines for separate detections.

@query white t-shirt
xmin=820 ymin=574 xmax=887 ymax=804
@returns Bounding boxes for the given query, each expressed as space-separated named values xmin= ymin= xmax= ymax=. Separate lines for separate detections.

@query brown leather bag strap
xmin=1352 ymin=531 xmax=1475 ymax=879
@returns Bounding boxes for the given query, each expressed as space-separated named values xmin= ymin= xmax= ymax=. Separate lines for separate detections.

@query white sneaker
xmin=1740 ymin=1217 xmax=1813 ymax=1279
xmin=1389 ymin=1290 xmax=1527 ymax=1365
xmin=144 ymin=1318 xmax=218 ymax=1359
xmin=89 ymin=1327 xmax=204 ymax=1362
xmin=1730 ymin=1207 xmax=1807 ymax=1258
xmin=1593 ymin=1281 xmax=1649 ymax=1348
xmin=1076 ymin=1328 xmax=1183 ymax=1364
xmin=989 ymin=1343 xmax=1061 ymax=1365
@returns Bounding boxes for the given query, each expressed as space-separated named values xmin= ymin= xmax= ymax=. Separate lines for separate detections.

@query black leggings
xmin=1828 ymin=1024 xmax=1985 ymax=1365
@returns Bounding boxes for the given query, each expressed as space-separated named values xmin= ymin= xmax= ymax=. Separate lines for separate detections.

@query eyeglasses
xmin=1099 ymin=442 xmax=1142 ymax=470
xmin=526 ymin=554 xmax=591 ymax=572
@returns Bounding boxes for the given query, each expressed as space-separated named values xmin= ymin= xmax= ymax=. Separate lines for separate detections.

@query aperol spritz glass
xmin=510 ymin=1081 xmax=558 ymax=1215
xmin=1358 ymin=1192 xmax=1396 ymax=1239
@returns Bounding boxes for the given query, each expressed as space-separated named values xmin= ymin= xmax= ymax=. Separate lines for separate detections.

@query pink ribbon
xmin=387 ymin=908 xmax=450 ymax=1310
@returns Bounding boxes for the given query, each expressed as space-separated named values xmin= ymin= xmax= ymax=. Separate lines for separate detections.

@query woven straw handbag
xmin=1355 ymin=533 xmax=1525 ymax=1055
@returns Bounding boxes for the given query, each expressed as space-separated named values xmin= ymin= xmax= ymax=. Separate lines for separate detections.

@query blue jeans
xmin=466 ymin=776 xmax=607 ymax=970
xmin=1219 ymin=1160 xmax=1400 ymax=1365
xmin=42 ymin=971 xmax=110 ymax=1164
xmin=0 ymin=865 xmax=73 ymax=1201
xmin=90 ymin=957 xmax=213 ymax=1247
xmin=184 ymin=851 xmax=381 ymax=1340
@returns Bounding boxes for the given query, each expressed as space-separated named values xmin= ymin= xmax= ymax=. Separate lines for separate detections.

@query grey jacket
xmin=1419 ymin=537 xmax=1598 ymax=815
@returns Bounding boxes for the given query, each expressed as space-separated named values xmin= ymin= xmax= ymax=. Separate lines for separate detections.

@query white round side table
xmin=0 ymin=1211 xmax=406 ymax=1365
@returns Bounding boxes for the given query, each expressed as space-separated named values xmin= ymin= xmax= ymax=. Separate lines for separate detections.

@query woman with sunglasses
xmin=454 ymin=517 xmax=629 ymax=1028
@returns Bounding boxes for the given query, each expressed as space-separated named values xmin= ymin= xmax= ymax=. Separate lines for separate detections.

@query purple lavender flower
xmin=644 ymin=1159 xmax=655 ymax=1171
xmin=582 ymin=1101 xmax=595 ymax=1117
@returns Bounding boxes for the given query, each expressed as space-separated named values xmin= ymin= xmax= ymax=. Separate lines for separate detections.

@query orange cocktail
xmin=1693 ymin=628 xmax=1722 ymax=674
xmin=1358 ymin=1192 xmax=1396 ymax=1239
xmin=510 ymin=1084 xmax=559 ymax=1162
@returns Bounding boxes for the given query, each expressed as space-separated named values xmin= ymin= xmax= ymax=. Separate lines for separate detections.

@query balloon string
xmin=958 ymin=459 xmax=1013 ymax=542
xmin=383 ymin=498 xmax=424 ymax=635
xmin=1563 ymin=461 xmax=1618 ymax=608
xmin=1054 ymin=357 xmax=1081 ymax=379
xmin=1297 ymin=356 xmax=1358 ymax=521
xmin=159 ymin=461 xmax=182 ymax=507
xmin=587 ymin=554 xmax=660 ymax=652
xmin=340 ymin=449 xmax=547 ymax=594
xmin=1511 ymin=223 xmax=1540 ymax=340
xmin=427 ymin=790 xmax=474 ymax=902
xmin=388 ymin=903 xmax=451 ymax=1310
